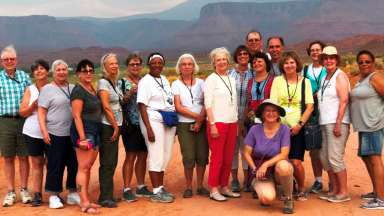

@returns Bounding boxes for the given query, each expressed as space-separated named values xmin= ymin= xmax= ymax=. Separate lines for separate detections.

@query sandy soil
xmin=0 ymin=130 xmax=382 ymax=216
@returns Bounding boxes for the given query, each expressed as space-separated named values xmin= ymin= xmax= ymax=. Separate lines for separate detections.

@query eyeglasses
xmin=248 ymin=38 xmax=260 ymax=43
xmin=310 ymin=49 xmax=321 ymax=53
xmin=128 ymin=63 xmax=142 ymax=67
xmin=238 ymin=52 xmax=249 ymax=56
xmin=80 ymin=69 xmax=94 ymax=73
xmin=2 ymin=58 xmax=16 ymax=62
xmin=358 ymin=60 xmax=372 ymax=65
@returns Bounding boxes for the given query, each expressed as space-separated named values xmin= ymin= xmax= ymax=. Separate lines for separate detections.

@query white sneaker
xmin=67 ymin=192 xmax=80 ymax=205
xmin=49 ymin=195 xmax=64 ymax=209
xmin=3 ymin=191 xmax=16 ymax=207
xmin=20 ymin=189 xmax=32 ymax=204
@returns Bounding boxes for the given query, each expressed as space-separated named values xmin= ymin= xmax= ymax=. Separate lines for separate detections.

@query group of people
xmin=0 ymin=29 xmax=383 ymax=214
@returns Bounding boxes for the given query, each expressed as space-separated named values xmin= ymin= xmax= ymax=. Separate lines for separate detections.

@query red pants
xmin=207 ymin=122 xmax=237 ymax=187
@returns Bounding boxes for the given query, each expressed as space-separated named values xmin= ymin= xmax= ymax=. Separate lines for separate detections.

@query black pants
xmin=99 ymin=124 xmax=119 ymax=201
xmin=45 ymin=134 xmax=78 ymax=193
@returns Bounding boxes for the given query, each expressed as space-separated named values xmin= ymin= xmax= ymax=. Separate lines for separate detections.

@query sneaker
xmin=360 ymin=198 xmax=384 ymax=210
xmin=318 ymin=192 xmax=335 ymax=200
xmin=209 ymin=192 xmax=227 ymax=202
xmin=295 ymin=191 xmax=308 ymax=201
xmin=122 ymin=189 xmax=137 ymax=202
xmin=49 ymin=195 xmax=64 ymax=209
xmin=196 ymin=187 xmax=210 ymax=197
xmin=282 ymin=197 xmax=294 ymax=214
xmin=310 ymin=181 xmax=323 ymax=194
xmin=67 ymin=192 xmax=80 ymax=205
xmin=31 ymin=192 xmax=42 ymax=207
xmin=20 ymin=188 xmax=32 ymax=204
xmin=136 ymin=186 xmax=153 ymax=198
xmin=231 ymin=180 xmax=241 ymax=193
xmin=327 ymin=194 xmax=351 ymax=203
xmin=361 ymin=192 xmax=377 ymax=201
xmin=150 ymin=190 xmax=174 ymax=203
xmin=161 ymin=188 xmax=175 ymax=199
xmin=2 ymin=191 xmax=16 ymax=207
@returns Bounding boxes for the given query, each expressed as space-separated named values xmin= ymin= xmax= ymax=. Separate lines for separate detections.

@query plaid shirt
xmin=229 ymin=68 xmax=254 ymax=119
xmin=0 ymin=69 xmax=31 ymax=116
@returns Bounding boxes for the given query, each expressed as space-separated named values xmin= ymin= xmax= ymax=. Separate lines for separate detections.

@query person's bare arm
xmin=334 ymin=72 xmax=350 ymax=137
xmin=19 ymin=88 xmax=37 ymax=117
xmin=370 ymin=72 xmax=384 ymax=97
xmin=99 ymin=90 xmax=119 ymax=141
xmin=37 ymin=107 xmax=50 ymax=144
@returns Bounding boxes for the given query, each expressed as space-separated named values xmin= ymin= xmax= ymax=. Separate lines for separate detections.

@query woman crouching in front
xmin=244 ymin=99 xmax=294 ymax=214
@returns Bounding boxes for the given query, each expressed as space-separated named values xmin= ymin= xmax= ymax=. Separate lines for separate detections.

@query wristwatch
xmin=298 ymin=120 xmax=304 ymax=126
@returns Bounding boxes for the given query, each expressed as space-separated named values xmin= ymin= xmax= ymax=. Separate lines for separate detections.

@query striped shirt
xmin=0 ymin=69 xmax=31 ymax=116
xmin=229 ymin=68 xmax=254 ymax=119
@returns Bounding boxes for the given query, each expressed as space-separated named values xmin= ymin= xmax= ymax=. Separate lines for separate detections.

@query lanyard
xmin=312 ymin=65 xmax=324 ymax=88
xmin=284 ymin=74 xmax=298 ymax=107
xmin=5 ymin=73 xmax=20 ymax=84
xmin=181 ymin=77 xmax=194 ymax=104
xmin=320 ymin=69 xmax=337 ymax=102
xmin=215 ymin=72 xmax=233 ymax=104
xmin=255 ymin=74 xmax=270 ymax=100
xmin=151 ymin=75 xmax=173 ymax=106
xmin=54 ymin=81 xmax=71 ymax=99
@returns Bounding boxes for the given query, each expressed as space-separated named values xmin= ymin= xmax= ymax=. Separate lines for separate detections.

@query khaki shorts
xmin=0 ymin=117 xmax=28 ymax=157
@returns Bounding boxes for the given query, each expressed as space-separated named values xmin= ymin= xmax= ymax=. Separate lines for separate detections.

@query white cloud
xmin=0 ymin=0 xmax=187 ymax=17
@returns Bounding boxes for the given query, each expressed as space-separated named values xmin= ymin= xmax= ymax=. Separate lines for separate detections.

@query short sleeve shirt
xmin=270 ymin=76 xmax=314 ymax=127
xmin=244 ymin=124 xmax=290 ymax=159
xmin=171 ymin=78 xmax=204 ymax=122
xmin=97 ymin=79 xmax=123 ymax=126
xmin=38 ymin=83 xmax=74 ymax=136
xmin=137 ymin=74 xmax=175 ymax=122
xmin=70 ymin=84 xmax=102 ymax=123
xmin=0 ymin=69 xmax=31 ymax=116
xmin=229 ymin=68 xmax=254 ymax=118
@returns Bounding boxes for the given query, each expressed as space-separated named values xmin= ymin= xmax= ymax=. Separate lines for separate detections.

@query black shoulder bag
xmin=301 ymin=78 xmax=322 ymax=150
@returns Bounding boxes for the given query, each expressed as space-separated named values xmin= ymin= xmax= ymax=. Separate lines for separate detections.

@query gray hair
xmin=51 ymin=59 xmax=68 ymax=73
xmin=100 ymin=53 xmax=119 ymax=79
xmin=209 ymin=47 xmax=231 ymax=67
xmin=175 ymin=53 xmax=200 ymax=74
xmin=1 ymin=45 xmax=17 ymax=59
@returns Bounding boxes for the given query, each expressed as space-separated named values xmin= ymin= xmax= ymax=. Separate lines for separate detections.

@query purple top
xmin=244 ymin=124 xmax=291 ymax=160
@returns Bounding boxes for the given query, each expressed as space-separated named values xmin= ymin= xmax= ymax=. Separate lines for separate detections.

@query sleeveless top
xmin=350 ymin=72 xmax=384 ymax=132
xmin=318 ymin=69 xmax=350 ymax=125
xmin=22 ymin=84 xmax=43 ymax=138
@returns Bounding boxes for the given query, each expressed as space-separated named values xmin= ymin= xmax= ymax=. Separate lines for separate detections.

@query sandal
xmin=81 ymin=204 xmax=99 ymax=214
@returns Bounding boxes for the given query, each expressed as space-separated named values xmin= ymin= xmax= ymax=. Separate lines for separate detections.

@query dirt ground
xmin=0 ymin=130 xmax=383 ymax=216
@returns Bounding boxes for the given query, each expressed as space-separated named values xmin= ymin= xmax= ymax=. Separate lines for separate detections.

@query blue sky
xmin=0 ymin=0 xmax=187 ymax=17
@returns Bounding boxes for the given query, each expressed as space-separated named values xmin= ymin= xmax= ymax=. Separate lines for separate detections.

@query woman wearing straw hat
xmin=317 ymin=46 xmax=351 ymax=203
xmin=244 ymin=99 xmax=294 ymax=214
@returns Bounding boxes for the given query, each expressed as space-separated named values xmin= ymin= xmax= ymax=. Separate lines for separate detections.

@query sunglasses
xmin=80 ymin=69 xmax=94 ymax=73
xmin=238 ymin=52 xmax=249 ymax=56
xmin=358 ymin=60 xmax=372 ymax=65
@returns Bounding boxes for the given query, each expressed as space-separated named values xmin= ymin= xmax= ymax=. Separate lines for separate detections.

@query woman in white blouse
xmin=204 ymin=47 xmax=240 ymax=201
xmin=172 ymin=54 xmax=209 ymax=198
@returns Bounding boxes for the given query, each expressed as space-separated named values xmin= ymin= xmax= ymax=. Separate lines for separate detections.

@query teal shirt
xmin=303 ymin=64 xmax=326 ymax=94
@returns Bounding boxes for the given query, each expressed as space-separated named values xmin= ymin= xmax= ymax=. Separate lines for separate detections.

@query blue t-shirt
xmin=244 ymin=123 xmax=290 ymax=159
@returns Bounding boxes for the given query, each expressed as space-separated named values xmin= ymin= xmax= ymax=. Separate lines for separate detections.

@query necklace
xmin=79 ymin=82 xmax=96 ymax=96
xmin=284 ymin=74 xmax=298 ymax=108
xmin=215 ymin=72 xmax=233 ymax=104
xmin=53 ymin=81 xmax=70 ymax=99
xmin=320 ymin=69 xmax=337 ymax=102
xmin=181 ymin=76 xmax=194 ymax=104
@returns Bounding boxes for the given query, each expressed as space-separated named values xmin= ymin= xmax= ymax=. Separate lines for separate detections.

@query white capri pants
xmin=140 ymin=119 xmax=176 ymax=172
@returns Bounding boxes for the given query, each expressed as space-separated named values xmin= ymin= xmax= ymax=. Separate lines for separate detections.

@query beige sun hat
xmin=255 ymin=99 xmax=286 ymax=118
xmin=322 ymin=46 xmax=338 ymax=56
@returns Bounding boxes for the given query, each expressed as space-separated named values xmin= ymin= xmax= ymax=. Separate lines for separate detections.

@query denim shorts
xmin=70 ymin=120 xmax=101 ymax=149
xmin=358 ymin=128 xmax=384 ymax=157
